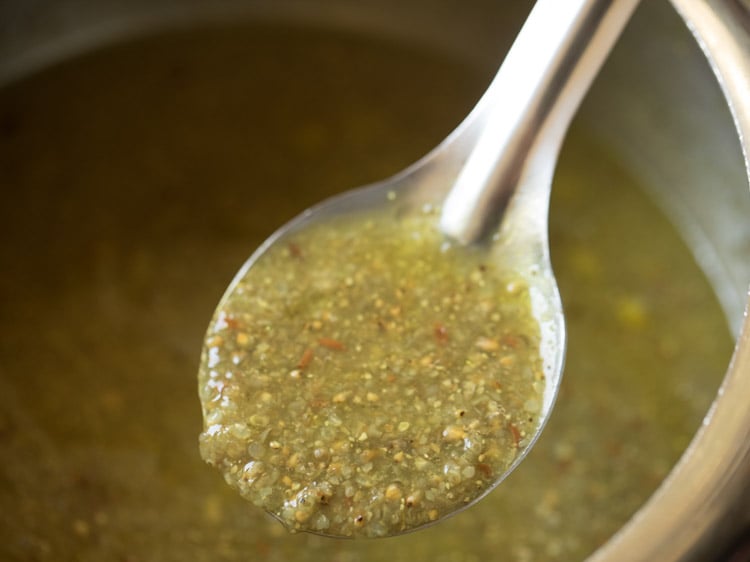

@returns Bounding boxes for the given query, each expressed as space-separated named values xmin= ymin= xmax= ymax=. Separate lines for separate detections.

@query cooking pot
xmin=0 ymin=0 xmax=748 ymax=560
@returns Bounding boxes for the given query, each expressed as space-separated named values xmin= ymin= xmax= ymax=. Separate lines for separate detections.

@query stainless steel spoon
xmin=207 ymin=0 xmax=639 ymax=536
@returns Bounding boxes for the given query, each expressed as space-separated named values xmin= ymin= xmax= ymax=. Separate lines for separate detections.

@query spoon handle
xmin=440 ymin=0 xmax=640 ymax=244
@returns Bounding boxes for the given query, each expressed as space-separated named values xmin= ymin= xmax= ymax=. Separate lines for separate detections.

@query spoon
xmin=198 ymin=0 xmax=639 ymax=538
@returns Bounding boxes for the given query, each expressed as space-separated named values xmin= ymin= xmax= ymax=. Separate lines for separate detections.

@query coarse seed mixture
xmin=198 ymin=205 xmax=545 ymax=537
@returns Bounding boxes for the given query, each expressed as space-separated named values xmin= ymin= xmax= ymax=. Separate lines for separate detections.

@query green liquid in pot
xmin=0 ymin=24 xmax=732 ymax=561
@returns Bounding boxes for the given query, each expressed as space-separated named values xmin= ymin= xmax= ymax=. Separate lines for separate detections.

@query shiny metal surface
xmin=440 ymin=0 xmax=639 ymax=244
xmin=590 ymin=1 xmax=750 ymax=559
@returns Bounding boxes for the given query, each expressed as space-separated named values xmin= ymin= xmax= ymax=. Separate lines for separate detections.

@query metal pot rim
xmin=591 ymin=1 xmax=750 ymax=560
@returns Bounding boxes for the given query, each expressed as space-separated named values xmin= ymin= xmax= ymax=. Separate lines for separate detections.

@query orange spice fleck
xmin=298 ymin=348 xmax=314 ymax=369
xmin=434 ymin=322 xmax=449 ymax=345
xmin=502 ymin=334 xmax=524 ymax=349
xmin=318 ymin=337 xmax=345 ymax=351
xmin=508 ymin=423 xmax=521 ymax=448
xmin=476 ymin=462 xmax=492 ymax=478
xmin=288 ymin=242 xmax=303 ymax=259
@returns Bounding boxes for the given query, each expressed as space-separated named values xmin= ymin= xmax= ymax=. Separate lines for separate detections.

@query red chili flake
xmin=501 ymin=334 xmax=524 ymax=349
xmin=298 ymin=348 xmax=314 ymax=369
xmin=476 ymin=462 xmax=493 ymax=478
xmin=508 ymin=423 xmax=521 ymax=448
xmin=288 ymin=242 xmax=303 ymax=259
xmin=386 ymin=374 xmax=397 ymax=384
xmin=224 ymin=316 xmax=242 ymax=330
xmin=318 ymin=337 xmax=345 ymax=351
xmin=433 ymin=322 xmax=449 ymax=345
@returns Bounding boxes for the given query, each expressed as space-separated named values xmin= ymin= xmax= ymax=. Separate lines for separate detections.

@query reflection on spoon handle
xmin=440 ymin=0 xmax=641 ymax=245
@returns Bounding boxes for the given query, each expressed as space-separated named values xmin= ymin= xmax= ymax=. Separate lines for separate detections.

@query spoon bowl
xmin=199 ymin=0 xmax=639 ymax=538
